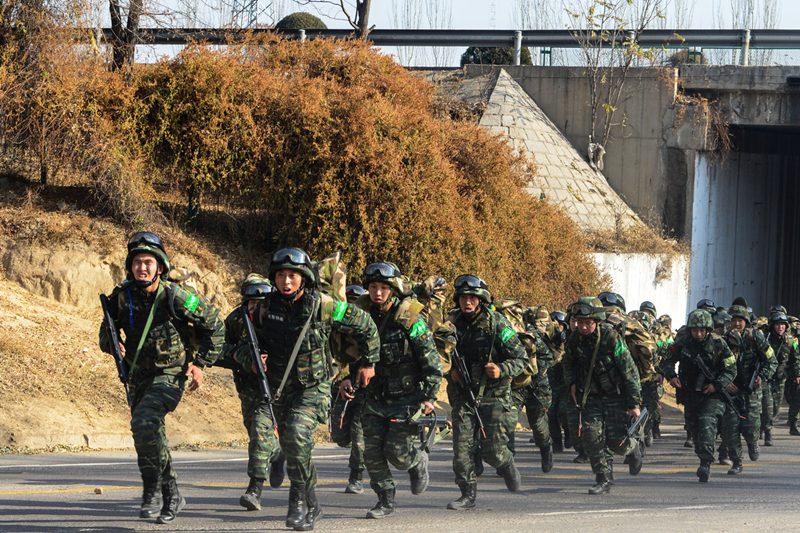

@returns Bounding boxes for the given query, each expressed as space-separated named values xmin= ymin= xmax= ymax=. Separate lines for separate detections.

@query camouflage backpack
xmin=605 ymin=312 xmax=657 ymax=381
xmin=496 ymin=299 xmax=539 ymax=388
xmin=527 ymin=305 xmax=564 ymax=363
xmin=164 ymin=267 xmax=214 ymax=358
xmin=314 ymin=252 xmax=359 ymax=371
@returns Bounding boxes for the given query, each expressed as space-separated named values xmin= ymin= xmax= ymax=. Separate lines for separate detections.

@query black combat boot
xmin=285 ymin=483 xmax=308 ymax=528
xmin=366 ymin=488 xmax=395 ymax=519
xmin=294 ymin=486 xmax=323 ymax=531
xmin=498 ymin=461 xmax=521 ymax=492
xmin=684 ymin=431 xmax=694 ymax=448
xmin=540 ymin=444 xmax=554 ymax=473
xmin=588 ymin=473 xmax=610 ymax=495
xmin=791 ymin=422 xmax=800 ymax=436
xmin=764 ymin=429 xmax=774 ymax=446
xmin=652 ymin=422 xmax=661 ymax=439
xmin=446 ymin=482 xmax=476 ymax=510
xmin=345 ymin=468 xmax=364 ymax=494
xmin=627 ymin=439 xmax=643 ymax=475
xmin=727 ymin=460 xmax=743 ymax=475
xmin=697 ymin=460 xmax=711 ymax=483
xmin=573 ymin=450 xmax=589 ymax=463
xmin=563 ymin=428 xmax=572 ymax=450
xmin=644 ymin=430 xmax=653 ymax=447
xmin=606 ymin=460 xmax=615 ymax=485
xmin=139 ymin=475 xmax=162 ymax=518
xmin=269 ymin=450 xmax=286 ymax=489
xmin=552 ymin=432 xmax=564 ymax=453
xmin=239 ymin=477 xmax=264 ymax=511
xmin=747 ymin=441 xmax=760 ymax=461
xmin=156 ymin=479 xmax=186 ymax=524
xmin=474 ymin=446 xmax=484 ymax=477
xmin=409 ymin=451 xmax=429 ymax=495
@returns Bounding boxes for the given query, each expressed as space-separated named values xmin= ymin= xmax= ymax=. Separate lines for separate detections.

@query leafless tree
xmin=109 ymin=0 xmax=144 ymax=70
xmin=425 ymin=0 xmax=454 ymax=67
xmin=390 ymin=0 xmax=422 ymax=65
xmin=710 ymin=0 xmax=779 ymax=65
xmin=296 ymin=0 xmax=373 ymax=38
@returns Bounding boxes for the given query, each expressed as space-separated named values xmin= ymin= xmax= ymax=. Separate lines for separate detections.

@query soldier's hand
xmin=754 ymin=376 xmax=762 ymax=389
xmin=669 ymin=377 xmax=681 ymax=389
xmin=485 ymin=363 xmax=501 ymax=379
xmin=450 ymin=368 xmax=462 ymax=386
xmin=702 ymin=383 xmax=716 ymax=394
xmin=628 ymin=408 xmax=641 ymax=419
xmin=656 ymin=373 xmax=664 ymax=385
xmin=186 ymin=364 xmax=204 ymax=391
xmin=421 ymin=401 xmax=434 ymax=415
xmin=796 ymin=377 xmax=800 ymax=386
xmin=726 ymin=383 xmax=738 ymax=394
xmin=570 ymin=384 xmax=578 ymax=405
xmin=118 ymin=342 xmax=126 ymax=357
xmin=340 ymin=379 xmax=355 ymax=400
xmin=356 ymin=366 xmax=375 ymax=387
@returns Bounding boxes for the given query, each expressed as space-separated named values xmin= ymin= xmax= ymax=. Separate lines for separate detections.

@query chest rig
xmin=372 ymin=300 xmax=421 ymax=399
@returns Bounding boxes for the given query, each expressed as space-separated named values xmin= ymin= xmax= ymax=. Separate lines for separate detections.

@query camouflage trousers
xmin=272 ymin=380 xmax=331 ymax=489
xmin=786 ymin=378 xmax=800 ymax=423
xmin=449 ymin=383 xmax=516 ymax=486
xmin=361 ymin=397 xmax=424 ymax=493
xmin=683 ymin=392 xmax=726 ymax=463
xmin=130 ymin=374 xmax=186 ymax=482
xmin=641 ymin=380 xmax=663 ymax=435
xmin=579 ymin=393 xmax=635 ymax=475
xmin=760 ymin=378 xmax=779 ymax=431
xmin=240 ymin=382 xmax=282 ymax=479
xmin=721 ymin=389 xmax=761 ymax=462
xmin=330 ymin=386 xmax=367 ymax=473
xmin=548 ymin=373 xmax=571 ymax=446
xmin=563 ymin=389 xmax=585 ymax=453
xmin=509 ymin=376 xmax=552 ymax=453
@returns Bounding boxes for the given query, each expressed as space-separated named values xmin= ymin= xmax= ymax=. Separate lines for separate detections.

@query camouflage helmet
xmin=268 ymin=247 xmax=315 ymax=284
xmin=240 ymin=273 xmax=273 ymax=304
xmin=639 ymin=301 xmax=657 ymax=318
xmin=345 ymin=284 xmax=366 ymax=302
xmin=658 ymin=314 xmax=672 ymax=330
xmin=535 ymin=305 xmax=550 ymax=321
xmin=363 ymin=262 xmax=404 ymax=293
xmin=453 ymin=274 xmax=492 ymax=305
xmin=769 ymin=304 xmax=788 ymax=316
xmin=696 ymin=298 xmax=716 ymax=310
xmin=598 ymin=291 xmax=625 ymax=313
xmin=687 ymin=309 xmax=713 ymax=329
xmin=715 ymin=309 xmax=732 ymax=330
xmin=769 ymin=313 xmax=789 ymax=329
xmin=125 ymin=232 xmax=171 ymax=286
xmin=572 ymin=297 xmax=607 ymax=321
xmin=729 ymin=305 xmax=750 ymax=323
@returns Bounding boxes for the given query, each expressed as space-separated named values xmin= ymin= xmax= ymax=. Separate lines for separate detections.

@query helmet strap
xmin=134 ymin=270 xmax=160 ymax=289
xmin=278 ymin=278 xmax=306 ymax=301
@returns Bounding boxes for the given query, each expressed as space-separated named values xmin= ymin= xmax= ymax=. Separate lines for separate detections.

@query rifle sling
xmin=580 ymin=331 xmax=602 ymax=410
xmin=128 ymin=283 xmax=164 ymax=382
xmin=275 ymin=297 xmax=319 ymax=400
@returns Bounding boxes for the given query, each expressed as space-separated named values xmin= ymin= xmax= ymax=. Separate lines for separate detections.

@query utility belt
xmin=373 ymin=363 xmax=420 ymax=400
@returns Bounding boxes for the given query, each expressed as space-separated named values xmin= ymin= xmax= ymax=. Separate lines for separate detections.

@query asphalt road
xmin=2 ymin=409 xmax=800 ymax=533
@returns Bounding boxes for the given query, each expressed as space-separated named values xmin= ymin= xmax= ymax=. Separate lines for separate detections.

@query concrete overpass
xmin=466 ymin=65 xmax=800 ymax=316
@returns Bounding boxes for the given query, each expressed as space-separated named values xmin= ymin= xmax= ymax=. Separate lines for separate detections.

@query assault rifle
xmin=689 ymin=350 xmax=745 ymax=420
xmin=619 ymin=406 xmax=648 ymax=447
xmin=390 ymin=406 xmax=452 ymax=454
xmin=451 ymin=346 xmax=486 ymax=438
xmin=99 ymin=294 xmax=132 ymax=409
xmin=241 ymin=306 xmax=279 ymax=435
xmin=340 ymin=380 xmax=361 ymax=429
xmin=744 ymin=358 xmax=763 ymax=394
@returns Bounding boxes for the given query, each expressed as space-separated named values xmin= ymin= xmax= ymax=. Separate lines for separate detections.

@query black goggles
xmin=598 ymin=292 xmax=620 ymax=307
xmin=454 ymin=274 xmax=488 ymax=291
xmin=696 ymin=299 xmax=715 ymax=310
xmin=272 ymin=247 xmax=310 ymax=267
xmin=128 ymin=232 xmax=164 ymax=252
xmin=550 ymin=311 xmax=567 ymax=323
xmin=242 ymin=283 xmax=274 ymax=298
xmin=572 ymin=303 xmax=605 ymax=316
xmin=771 ymin=313 xmax=790 ymax=324
xmin=364 ymin=262 xmax=401 ymax=279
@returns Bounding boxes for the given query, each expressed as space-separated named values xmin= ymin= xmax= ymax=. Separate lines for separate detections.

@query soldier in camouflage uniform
xmin=218 ymin=275 xmax=286 ymax=511
xmin=760 ymin=311 xmax=795 ymax=443
xmin=720 ymin=305 xmax=776 ymax=474
xmin=329 ymin=284 xmax=368 ymax=494
xmin=638 ymin=301 xmax=671 ymax=443
xmin=658 ymin=309 xmax=737 ymax=483
xmin=780 ymin=314 xmax=800 ymax=436
xmin=99 ymin=232 xmax=225 ymax=523
xmin=509 ymin=306 xmax=554 ymax=472
xmin=237 ymin=247 xmax=380 ymax=531
xmin=562 ymin=306 xmax=589 ymax=463
xmin=546 ymin=311 xmax=572 ymax=453
xmin=563 ymin=297 xmax=643 ymax=495
xmin=445 ymin=275 xmax=527 ymax=510
xmin=340 ymin=263 xmax=442 ymax=519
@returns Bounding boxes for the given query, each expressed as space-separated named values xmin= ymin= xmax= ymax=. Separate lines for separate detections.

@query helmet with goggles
xmin=452 ymin=274 xmax=492 ymax=306
xmin=125 ymin=231 xmax=171 ymax=288
xmin=362 ymin=262 xmax=404 ymax=293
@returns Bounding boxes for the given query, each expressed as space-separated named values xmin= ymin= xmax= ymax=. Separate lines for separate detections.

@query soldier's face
xmin=368 ymin=282 xmax=392 ymax=306
xmin=131 ymin=253 xmax=163 ymax=286
xmin=274 ymin=269 xmax=304 ymax=298
xmin=246 ymin=300 xmax=258 ymax=312
xmin=576 ymin=318 xmax=597 ymax=335
xmin=730 ymin=318 xmax=747 ymax=332
xmin=691 ymin=327 xmax=707 ymax=341
xmin=774 ymin=323 xmax=787 ymax=335
xmin=570 ymin=317 xmax=579 ymax=330
xmin=459 ymin=295 xmax=480 ymax=315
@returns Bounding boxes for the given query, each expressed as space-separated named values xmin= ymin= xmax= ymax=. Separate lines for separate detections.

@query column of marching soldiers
xmin=99 ymin=233 xmax=800 ymax=530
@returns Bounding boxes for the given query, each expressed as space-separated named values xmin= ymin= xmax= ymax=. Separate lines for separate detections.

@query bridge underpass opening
xmin=690 ymin=125 xmax=800 ymax=316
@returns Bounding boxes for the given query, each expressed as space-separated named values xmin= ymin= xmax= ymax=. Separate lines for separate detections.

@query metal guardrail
xmin=100 ymin=28 xmax=800 ymax=49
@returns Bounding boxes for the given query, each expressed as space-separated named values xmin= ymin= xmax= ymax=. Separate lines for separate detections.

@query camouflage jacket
xmin=766 ymin=331 xmax=800 ymax=381
xmin=358 ymin=295 xmax=442 ymax=402
xmin=659 ymin=332 xmax=737 ymax=397
xmin=99 ymin=279 xmax=224 ymax=378
xmin=724 ymin=327 xmax=776 ymax=390
xmin=448 ymin=307 xmax=528 ymax=395
xmin=562 ymin=322 xmax=642 ymax=409
xmin=510 ymin=324 xmax=554 ymax=391
xmin=238 ymin=288 xmax=379 ymax=391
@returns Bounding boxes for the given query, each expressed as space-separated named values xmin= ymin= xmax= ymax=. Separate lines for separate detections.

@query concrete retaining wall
xmin=593 ymin=252 xmax=689 ymax=329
